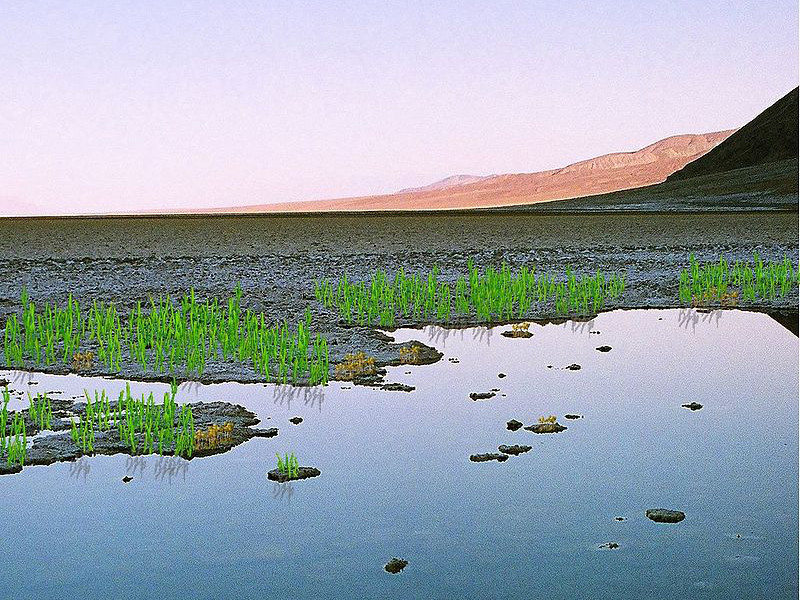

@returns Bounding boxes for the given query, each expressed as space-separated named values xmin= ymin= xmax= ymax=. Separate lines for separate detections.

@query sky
xmin=1 ymin=1 xmax=797 ymax=216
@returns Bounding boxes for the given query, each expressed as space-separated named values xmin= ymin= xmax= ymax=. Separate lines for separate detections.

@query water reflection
xmin=677 ymin=308 xmax=723 ymax=332
xmin=270 ymin=480 xmax=294 ymax=503
xmin=125 ymin=455 xmax=148 ymax=478
xmin=153 ymin=456 xmax=189 ymax=484
xmin=272 ymin=384 xmax=325 ymax=412
xmin=565 ymin=318 xmax=596 ymax=334
xmin=68 ymin=457 xmax=91 ymax=482
xmin=422 ymin=324 xmax=494 ymax=348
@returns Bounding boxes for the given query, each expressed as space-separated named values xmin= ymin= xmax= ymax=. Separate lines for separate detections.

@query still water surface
xmin=0 ymin=309 xmax=796 ymax=599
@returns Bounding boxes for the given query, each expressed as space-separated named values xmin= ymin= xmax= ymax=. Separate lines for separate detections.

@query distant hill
xmin=211 ymin=130 xmax=733 ymax=213
xmin=397 ymin=174 xmax=492 ymax=194
xmin=669 ymin=87 xmax=798 ymax=181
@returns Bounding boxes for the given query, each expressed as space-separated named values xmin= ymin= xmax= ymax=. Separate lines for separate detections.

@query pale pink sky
xmin=1 ymin=1 xmax=797 ymax=216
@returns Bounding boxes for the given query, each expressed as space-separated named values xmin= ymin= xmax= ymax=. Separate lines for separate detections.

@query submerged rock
xmin=524 ymin=422 xmax=567 ymax=434
xmin=384 ymin=558 xmax=408 ymax=574
xmin=469 ymin=391 xmax=496 ymax=401
xmin=646 ymin=508 xmax=686 ymax=523
xmin=682 ymin=402 xmax=703 ymax=411
xmin=506 ymin=419 xmax=524 ymax=431
xmin=498 ymin=444 xmax=532 ymax=456
xmin=289 ymin=416 xmax=303 ymax=425
xmin=564 ymin=414 xmax=582 ymax=420
xmin=596 ymin=346 xmax=612 ymax=352
xmin=469 ymin=453 xmax=509 ymax=463
xmin=565 ymin=364 xmax=582 ymax=371
xmin=267 ymin=466 xmax=321 ymax=483
xmin=381 ymin=383 xmax=415 ymax=392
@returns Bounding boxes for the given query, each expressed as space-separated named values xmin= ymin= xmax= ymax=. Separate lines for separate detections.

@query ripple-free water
xmin=0 ymin=309 xmax=797 ymax=599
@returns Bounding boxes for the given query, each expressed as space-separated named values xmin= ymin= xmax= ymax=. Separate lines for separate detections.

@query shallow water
xmin=1 ymin=308 xmax=797 ymax=599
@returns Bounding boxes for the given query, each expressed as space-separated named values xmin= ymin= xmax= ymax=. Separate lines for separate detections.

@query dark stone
xmin=252 ymin=427 xmax=279 ymax=438
xmin=596 ymin=346 xmax=612 ymax=352
xmin=384 ymin=558 xmax=408 ymax=574
xmin=469 ymin=453 xmax=509 ymax=463
xmin=564 ymin=414 xmax=582 ymax=420
xmin=381 ymin=383 xmax=415 ymax=392
xmin=498 ymin=373 xmax=506 ymax=378
xmin=289 ymin=416 xmax=303 ymax=425
xmin=122 ymin=476 xmax=133 ymax=483
xmin=506 ymin=419 xmax=524 ymax=431
xmin=614 ymin=516 xmax=626 ymax=521
xmin=599 ymin=542 xmax=620 ymax=550
xmin=645 ymin=508 xmax=686 ymax=523
xmin=524 ymin=422 xmax=567 ymax=434
xmin=267 ymin=466 xmax=321 ymax=483
xmin=498 ymin=444 xmax=532 ymax=456
xmin=469 ymin=391 xmax=496 ymax=401
xmin=682 ymin=402 xmax=703 ymax=411
xmin=565 ymin=364 xmax=582 ymax=371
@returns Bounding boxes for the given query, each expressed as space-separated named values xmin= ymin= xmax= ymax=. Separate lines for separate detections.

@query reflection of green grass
xmin=316 ymin=262 xmax=626 ymax=326
xmin=2 ymin=285 xmax=329 ymax=385
xmin=679 ymin=253 xmax=799 ymax=306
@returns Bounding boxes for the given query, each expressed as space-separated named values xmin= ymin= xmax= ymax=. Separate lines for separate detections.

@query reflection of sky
xmin=0 ymin=309 xmax=797 ymax=599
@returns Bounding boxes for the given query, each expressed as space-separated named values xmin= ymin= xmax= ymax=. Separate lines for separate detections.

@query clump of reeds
xmin=538 ymin=415 xmax=557 ymax=424
xmin=2 ymin=286 xmax=330 ymax=386
xmin=27 ymin=392 xmax=53 ymax=430
xmin=1 ymin=387 xmax=28 ymax=467
xmin=315 ymin=261 xmax=627 ymax=326
xmin=679 ymin=253 xmax=799 ymax=307
xmin=334 ymin=351 xmax=377 ymax=380
xmin=276 ymin=452 xmax=299 ymax=479
xmin=68 ymin=383 xmax=197 ymax=458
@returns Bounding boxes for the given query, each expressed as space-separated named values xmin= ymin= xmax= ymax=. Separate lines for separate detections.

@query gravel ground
xmin=0 ymin=212 xmax=796 ymax=382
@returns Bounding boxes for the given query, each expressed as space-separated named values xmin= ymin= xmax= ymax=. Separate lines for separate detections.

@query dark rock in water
xmin=498 ymin=373 xmax=506 ymax=378
xmin=614 ymin=516 xmax=626 ymax=521
xmin=122 ymin=476 xmax=133 ymax=483
xmin=469 ymin=391 xmax=496 ymax=401
xmin=490 ymin=388 xmax=500 ymax=392
xmin=682 ymin=402 xmax=703 ymax=411
xmin=384 ymin=558 xmax=408 ymax=574
xmin=524 ymin=422 xmax=567 ymax=434
xmin=498 ymin=444 xmax=532 ymax=456
xmin=506 ymin=419 xmax=524 ymax=431
xmin=596 ymin=345 xmax=612 ymax=352
xmin=267 ymin=466 xmax=321 ymax=483
xmin=289 ymin=416 xmax=303 ymax=425
xmin=448 ymin=357 xmax=460 ymax=363
xmin=565 ymin=364 xmax=582 ymax=371
xmin=381 ymin=383 xmax=415 ymax=392
xmin=252 ymin=427 xmax=279 ymax=438
xmin=599 ymin=542 xmax=620 ymax=550
xmin=469 ymin=453 xmax=509 ymax=463
xmin=546 ymin=365 xmax=553 ymax=369
xmin=501 ymin=330 xmax=533 ymax=338
xmin=564 ymin=414 xmax=582 ymax=420
xmin=646 ymin=508 xmax=686 ymax=523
